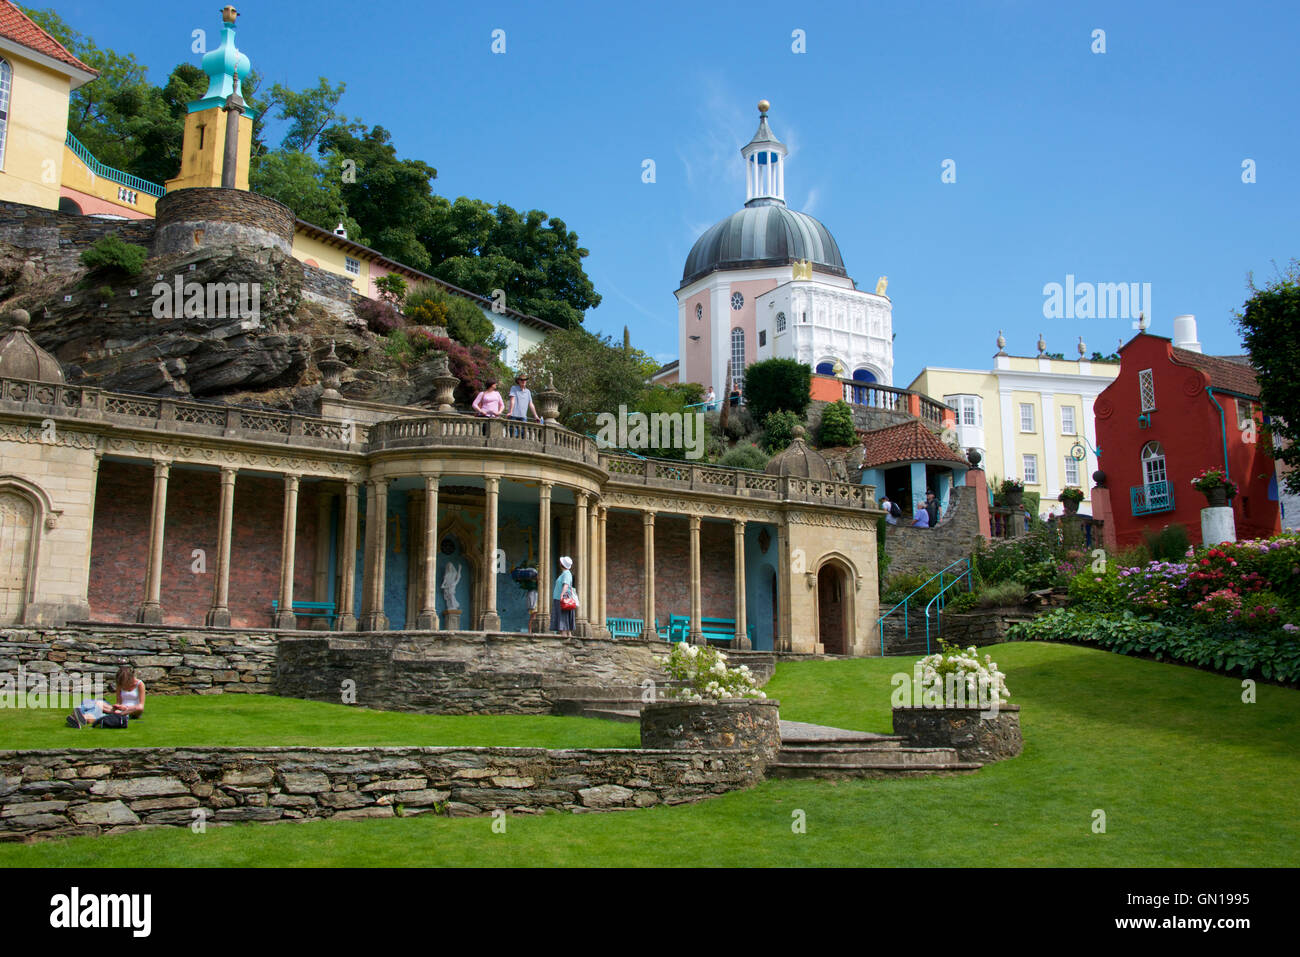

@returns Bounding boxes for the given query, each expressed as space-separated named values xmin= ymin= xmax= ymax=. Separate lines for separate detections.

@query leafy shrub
xmin=718 ymin=443 xmax=768 ymax=471
xmin=374 ymin=273 xmax=407 ymax=304
xmin=80 ymin=234 xmax=147 ymax=276
xmin=357 ymin=297 xmax=404 ymax=335
xmin=973 ymin=526 xmax=1062 ymax=586
xmin=816 ymin=400 xmax=857 ymax=447
xmin=762 ymin=410 xmax=803 ymax=452
xmin=1067 ymin=563 xmax=1123 ymax=609
xmin=723 ymin=405 xmax=756 ymax=440
xmin=882 ymin=568 xmax=940 ymax=606
xmin=1008 ymin=609 xmax=1300 ymax=684
xmin=1142 ymin=523 xmax=1191 ymax=562
xmin=405 ymin=283 xmax=495 ymax=348
xmin=743 ymin=358 xmax=811 ymax=423
xmin=976 ymin=581 xmax=1028 ymax=608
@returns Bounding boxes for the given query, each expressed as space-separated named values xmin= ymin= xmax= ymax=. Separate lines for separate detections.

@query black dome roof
xmin=682 ymin=203 xmax=846 ymax=286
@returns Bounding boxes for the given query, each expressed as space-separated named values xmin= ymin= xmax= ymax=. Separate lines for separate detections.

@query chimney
xmin=334 ymin=223 xmax=348 ymax=239
xmin=1172 ymin=314 xmax=1202 ymax=353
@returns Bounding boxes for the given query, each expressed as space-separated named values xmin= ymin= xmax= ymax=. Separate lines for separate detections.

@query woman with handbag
xmin=550 ymin=555 xmax=577 ymax=635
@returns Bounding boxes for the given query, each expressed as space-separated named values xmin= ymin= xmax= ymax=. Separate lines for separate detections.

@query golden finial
xmin=757 ymin=99 xmax=771 ymax=114
xmin=221 ymin=5 xmax=238 ymax=24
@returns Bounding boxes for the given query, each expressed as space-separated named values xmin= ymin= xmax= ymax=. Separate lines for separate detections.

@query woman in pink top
xmin=472 ymin=379 xmax=505 ymax=417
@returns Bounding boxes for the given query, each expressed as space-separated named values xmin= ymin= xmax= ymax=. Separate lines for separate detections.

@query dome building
xmin=675 ymin=101 xmax=894 ymax=398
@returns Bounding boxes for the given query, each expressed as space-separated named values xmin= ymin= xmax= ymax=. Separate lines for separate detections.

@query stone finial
xmin=1138 ymin=312 xmax=1149 ymax=331
xmin=535 ymin=376 xmax=563 ymax=425
xmin=0 ymin=308 xmax=65 ymax=384
xmin=319 ymin=340 xmax=346 ymax=398
xmin=1078 ymin=335 xmax=1086 ymax=357
xmin=996 ymin=329 xmax=1006 ymax=354
xmin=221 ymin=5 xmax=238 ymax=24
xmin=1037 ymin=332 xmax=1047 ymax=356
xmin=967 ymin=448 xmax=983 ymax=468
xmin=429 ymin=351 xmax=459 ymax=412
xmin=6 ymin=308 xmax=30 ymax=330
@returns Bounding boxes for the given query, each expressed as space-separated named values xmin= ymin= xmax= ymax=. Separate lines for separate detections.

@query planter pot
xmin=1002 ymin=489 xmax=1023 ymax=508
xmin=640 ymin=698 xmax=781 ymax=758
xmin=892 ymin=704 xmax=1022 ymax=764
xmin=1203 ymin=486 xmax=1230 ymax=508
xmin=1060 ymin=499 xmax=1080 ymax=514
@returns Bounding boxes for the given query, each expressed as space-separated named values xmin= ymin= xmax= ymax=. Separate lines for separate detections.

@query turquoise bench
xmin=271 ymin=600 xmax=337 ymax=627
xmin=665 ymin=615 xmax=755 ymax=646
xmin=604 ymin=617 xmax=664 ymax=639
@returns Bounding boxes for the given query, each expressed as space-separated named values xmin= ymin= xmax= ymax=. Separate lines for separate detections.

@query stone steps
xmin=769 ymin=738 xmax=979 ymax=778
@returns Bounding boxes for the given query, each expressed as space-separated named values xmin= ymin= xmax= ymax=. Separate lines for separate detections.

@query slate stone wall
xmin=892 ymin=704 xmax=1022 ymax=764
xmin=0 ymin=744 xmax=766 ymax=840
xmin=0 ymin=200 xmax=156 ymax=275
xmin=882 ymin=485 xmax=982 ymax=579
xmin=275 ymin=632 xmax=669 ymax=714
xmin=152 ymin=188 xmax=295 ymax=257
xmin=640 ymin=699 xmax=781 ymax=758
xmin=939 ymin=608 xmax=1037 ymax=648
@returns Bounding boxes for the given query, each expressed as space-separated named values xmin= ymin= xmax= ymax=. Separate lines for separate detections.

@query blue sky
xmin=52 ymin=0 xmax=1299 ymax=381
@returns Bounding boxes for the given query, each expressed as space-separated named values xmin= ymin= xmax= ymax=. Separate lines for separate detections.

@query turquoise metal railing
xmin=877 ymin=557 xmax=972 ymax=656
xmin=1130 ymin=481 xmax=1174 ymax=516
xmin=65 ymin=132 xmax=166 ymax=198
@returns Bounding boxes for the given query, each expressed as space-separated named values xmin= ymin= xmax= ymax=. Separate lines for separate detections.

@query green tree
xmin=1236 ymin=260 xmax=1300 ymax=493
xmin=518 ymin=326 xmax=645 ymax=430
xmin=817 ymin=400 xmax=857 ymax=447
xmin=743 ymin=358 xmax=812 ymax=423
xmin=263 ymin=77 xmax=349 ymax=153
xmin=762 ymin=409 xmax=803 ymax=452
xmin=251 ymin=149 xmax=359 ymax=235
xmin=404 ymin=283 xmax=495 ymax=349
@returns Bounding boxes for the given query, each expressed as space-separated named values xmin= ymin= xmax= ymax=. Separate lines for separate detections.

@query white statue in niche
xmin=441 ymin=562 xmax=461 ymax=610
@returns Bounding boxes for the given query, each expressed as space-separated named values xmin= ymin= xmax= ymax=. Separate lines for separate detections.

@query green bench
xmin=604 ymin=617 xmax=665 ymax=639
xmin=271 ymin=600 xmax=337 ymax=627
xmin=665 ymin=614 xmax=755 ymax=646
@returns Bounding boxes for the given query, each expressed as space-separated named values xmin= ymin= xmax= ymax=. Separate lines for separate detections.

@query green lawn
xmin=3 ymin=642 xmax=1298 ymax=867
xmin=0 ymin=694 xmax=639 ymax=750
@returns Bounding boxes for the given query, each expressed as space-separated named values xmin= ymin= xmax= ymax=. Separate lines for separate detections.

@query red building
xmin=1093 ymin=332 xmax=1280 ymax=547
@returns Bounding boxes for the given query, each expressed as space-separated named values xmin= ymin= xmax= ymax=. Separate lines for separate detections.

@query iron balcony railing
xmin=65 ymin=132 xmax=167 ymax=198
xmin=1131 ymin=481 xmax=1175 ymax=516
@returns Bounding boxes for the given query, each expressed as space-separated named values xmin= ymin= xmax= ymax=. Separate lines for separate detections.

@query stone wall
xmin=0 ymin=200 xmax=156 ymax=276
xmin=892 ymin=704 xmax=1022 ymax=764
xmin=0 ymin=744 xmax=765 ymax=840
xmin=940 ymin=608 xmax=1037 ymax=648
xmin=276 ymin=632 xmax=670 ymax=714
xmin=808 ymin=398 xmax=914 ymax=435
xmin=640 ymin=699 xmax=781 ymax=758
xmin=0 ymin=625 xmax=277 ymax=694
xmin=882 ymin=485 xmax=982 ymax=579
xmin=152 ymin=188 xmax=295 ymax=257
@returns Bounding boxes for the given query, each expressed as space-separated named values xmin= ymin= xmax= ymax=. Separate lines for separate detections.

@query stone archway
xmin=816 ymin=559 xmax=852 ymax=656
xmin=0 ymin=490 xmax=36 ymax=625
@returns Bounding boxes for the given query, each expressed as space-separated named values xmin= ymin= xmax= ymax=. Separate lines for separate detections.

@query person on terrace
xmin=551 ymin=556 xmax=576 ymax=636
xmin=472 ymin=379 xmax=505 ymax=417
xmin=67 ymin=665 xmax=145 ymax=728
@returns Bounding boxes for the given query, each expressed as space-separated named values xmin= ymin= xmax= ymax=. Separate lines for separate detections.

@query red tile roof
xmin=860 ymin=419 xmax=969 ymax=469
xmin=0 ymin=2 xmax=97 ymax=76
xmin=1171 ymin=347 xmax=1260 ymax=398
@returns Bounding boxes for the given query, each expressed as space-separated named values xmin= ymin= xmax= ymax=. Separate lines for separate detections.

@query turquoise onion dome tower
xmin=189 ymin=5 xmax=258 ymax=119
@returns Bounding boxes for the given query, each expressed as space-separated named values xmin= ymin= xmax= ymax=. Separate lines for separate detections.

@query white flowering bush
xmin=917 ymin=640 xmax=1011 ymax=705
xmin=657 ymin=642 xmax=766 ymax=701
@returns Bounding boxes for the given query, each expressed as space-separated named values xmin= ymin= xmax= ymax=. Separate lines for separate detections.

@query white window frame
xmin=1061 ymin=406 xmax=1076 ymax=435
xmin=1022 ymin=454 xmax=1039 ymax=485
xmin=1019 ymin=403 xmax=1035 ymax=433
xmin=1064 ymin=455 xmax=1079 ymax=487
xmin=345 ymin=256 xmax=361 ymax=276
xmin=0 ymin=58 xmax=11 ymax=171
xmin=730 ymin=327 xmax=746 ymax=389
xmin=1139 ymin=369 xmax=1156 ymax=413
xmin=1141 ymin=441 xmax=1167 ymax=486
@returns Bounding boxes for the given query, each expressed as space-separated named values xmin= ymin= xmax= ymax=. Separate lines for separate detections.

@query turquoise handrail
xmin=923 ymin=560 xmax=973 ymax=654
xmin=65 ymin=132 xmax=166 ymax=198
xmin=877 ymin=557 xmax=972 ymax=656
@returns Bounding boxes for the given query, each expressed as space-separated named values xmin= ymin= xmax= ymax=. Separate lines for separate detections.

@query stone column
xmin=272 ymin=474 xmax=301 ymax=629
xmin=312 ymin=490 xmax=334 ymax=630
xmin=574 ymin=491 xmax=590 ymax=636
xmin=417 ymin=475 xmax=440 ymax=629
xmin=733 ymin=519 xmax=750 ymax=649
xmin=136 ymin=460 xmax=170 ymax=624
xmin=362 ymin=479 xmax=389 ymax=631
xmin=775 ymin=522 xmax=792 ymax=652
xmin=205 ymin=466 xmax=237 ymax=627
xmin=337 ymin=480 xmax=359 ymax=631
xmin=480 ymin=475 xmax=502 ymax=631
xmin=536 ymin=481 xmax=553 ymax=632
xmin=689 ymin=514 xmax=704 ymax=644
xmin=588 ymin=500 xmax=602 ymax=637
xmin=597 ymin=505 xmax=608 ymax=638
xmin=640 ymin=511 xmax=656 ymax=640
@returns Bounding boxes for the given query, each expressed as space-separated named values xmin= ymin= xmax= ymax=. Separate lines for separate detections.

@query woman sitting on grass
xmin=67 ymin=666 xmax=145 ymax=728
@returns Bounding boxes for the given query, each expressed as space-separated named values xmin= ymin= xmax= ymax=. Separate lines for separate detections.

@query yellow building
xmin=0 ymin=1 xmax=96 ymax=210
xmin=908 ymin=335 xmax=1119 ymax=514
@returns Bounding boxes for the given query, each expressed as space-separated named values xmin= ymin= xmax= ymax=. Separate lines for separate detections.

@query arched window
xmin=1141 ymin=441 xmax=1167 ymax=487
xmin=852 ymin=369 xmax=877 ymax=383
xmin=815 ymin=361 xmax=835 ymax=376
xmin=0 ymin=58 xmax=11 ymax=171
xmin=731 ymin=328 xmax=746 ymax=389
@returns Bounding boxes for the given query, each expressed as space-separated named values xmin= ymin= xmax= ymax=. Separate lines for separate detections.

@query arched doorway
xmin=0 ymin=490 xmax=35 ymax=625
xmin=816 ymin=562 xmax=849 ymax=655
